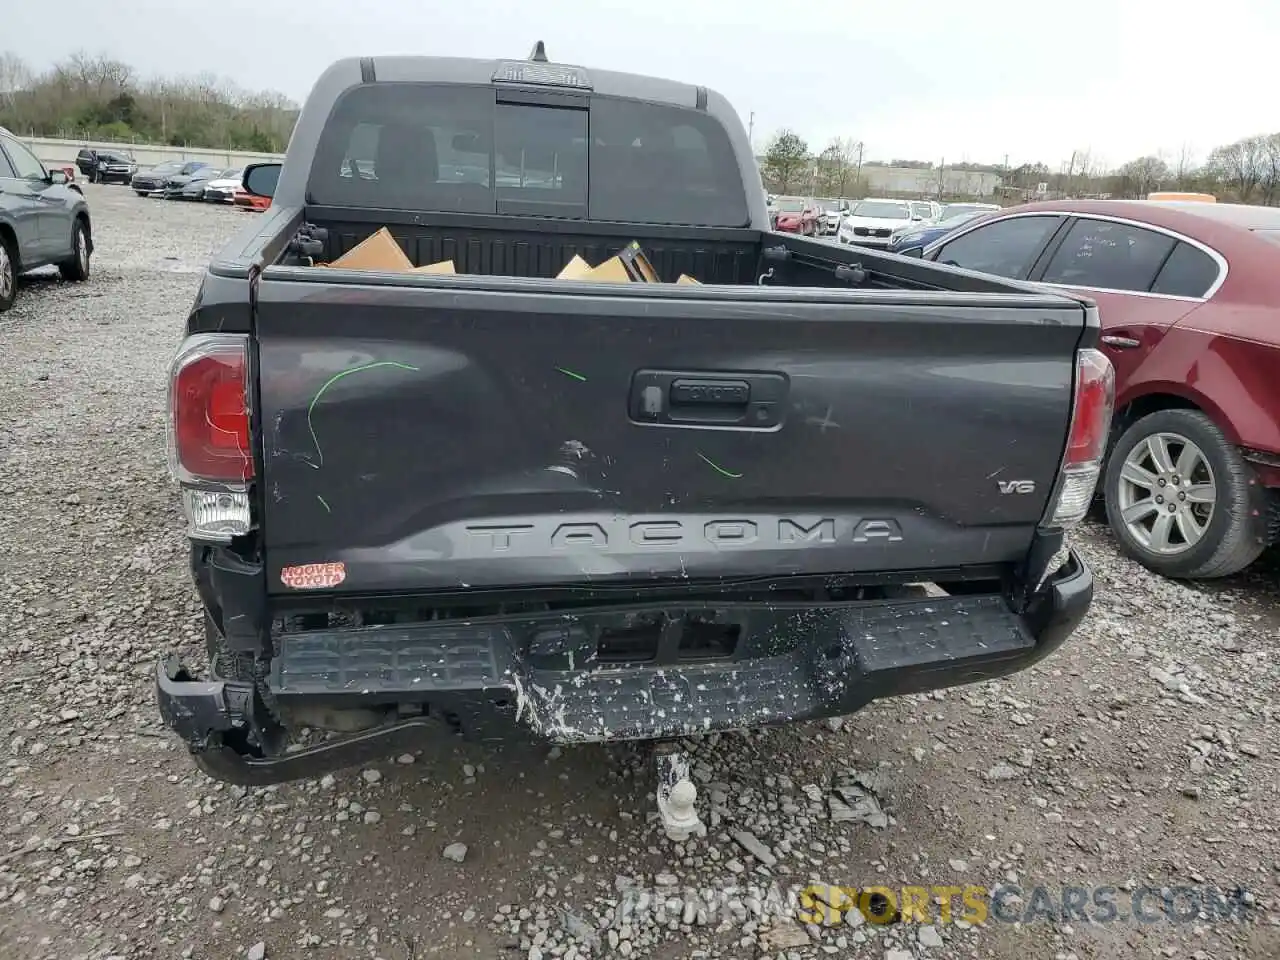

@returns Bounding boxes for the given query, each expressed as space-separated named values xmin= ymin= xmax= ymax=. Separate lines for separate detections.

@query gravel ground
xmin=1 ymin=184 xmax=1277 ymax=960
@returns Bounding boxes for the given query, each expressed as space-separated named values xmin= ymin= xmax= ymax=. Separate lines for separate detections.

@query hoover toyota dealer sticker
xmin=280 ymin=562 xmax=347 ymax=589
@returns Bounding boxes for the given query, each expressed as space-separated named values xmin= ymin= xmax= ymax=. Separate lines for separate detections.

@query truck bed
xmin=295 ymin=206 xmax=1034 ymax=292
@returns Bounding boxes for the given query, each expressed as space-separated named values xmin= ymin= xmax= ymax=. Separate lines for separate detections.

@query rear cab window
xmin=307 ymin=82 xmax=749 ymax=226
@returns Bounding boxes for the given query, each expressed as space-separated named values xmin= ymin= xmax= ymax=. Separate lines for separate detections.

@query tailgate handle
xmin=629 ymin=370 xmax=788 ymax=429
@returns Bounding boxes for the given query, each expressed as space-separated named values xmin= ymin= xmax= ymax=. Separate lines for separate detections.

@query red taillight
xmin=1064 ymin=348 xmax=1115 ymax=465
xmin=1044 ymin=347 xmax=1115 ymax=526
xmin=168 ymin=335 xmax=253 ymax=483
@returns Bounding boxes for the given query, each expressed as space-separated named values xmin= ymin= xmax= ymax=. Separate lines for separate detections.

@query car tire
xmin=0 ymin=231 xmax=18 ymax=313
xmin=58 ymin=218 xmax=90 ymax=283
xmin=1103 ymin=409 xmax=1264 ymax=579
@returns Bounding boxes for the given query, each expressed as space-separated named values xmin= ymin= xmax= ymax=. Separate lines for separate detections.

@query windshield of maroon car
xmin=774 ymin=198 xmax=805 ymax=212
xmin=852 ymin=200 xmax=910 ymax=218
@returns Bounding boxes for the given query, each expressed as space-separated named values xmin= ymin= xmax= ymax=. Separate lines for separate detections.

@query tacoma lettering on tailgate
xmin=464 ymin=517 xmax=903 ymax=554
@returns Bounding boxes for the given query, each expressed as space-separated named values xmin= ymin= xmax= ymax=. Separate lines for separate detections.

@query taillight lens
xmin=1064 ymin=348 xmax=1114 ymax=466
xmin=167 ymin=334 xmax=253 ymax=483
xmin=1045 ymin=347 xmax=1115 ymax=526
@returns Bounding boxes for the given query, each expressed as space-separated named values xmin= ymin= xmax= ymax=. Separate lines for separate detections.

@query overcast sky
xmin=11 ymin=0 xmax=1280 ymax=169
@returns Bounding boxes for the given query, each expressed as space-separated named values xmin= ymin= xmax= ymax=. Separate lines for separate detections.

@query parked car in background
xmin=232 ymin=187 xmax=270 ymax=211
xmin=202 ymin=168 xmax=244 ymax=203
xmin=921 ymin=199 xmax=1280 ymax=579
xmin=132 ymin=160 xmax=211 ymax=196
xmin=836 ymin=198 xmax=918 ymax=247
xmin=94 ymin=151 xmax=138 ymax=184
xmin=887 ymin=209 xmax=994 ymax=256
xmin=169 ymin=167 xmax=226 ymax=200
xmin=908 ymin=199 xmax=942 ymax=223
xmin=818 ymin=197 xmax=850 ymax=235
xmin=75 ymin=148 xmax=137 ymax=183
xmin=75 ymin=146 xmax=136 ymax=181
xmin=771 ymin=195 xmax=823 ymax=235
xmin=939 ymin=201 xmax=1001 ymax=220
xmin=162 ymin=162 xmax=219 ymax=199
xmin=0 ymin=126 xmax=92 ymax=312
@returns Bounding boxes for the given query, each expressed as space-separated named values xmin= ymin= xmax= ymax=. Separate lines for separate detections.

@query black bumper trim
xmin=157 ymin=550 xmax=1093 ymax=785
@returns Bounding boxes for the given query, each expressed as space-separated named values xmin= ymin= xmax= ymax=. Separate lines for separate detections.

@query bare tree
xmin=1207 ymin=139 xmax=1251 ymax=201
xmin=1259 ymin=133 xmax=1280 ymax=205
xmin=1116 ymin=155 xmax=1169 ymax=198
xmin=814 ymin=137 xmax=861 ymax=197
xmin=0 ymin=51 xmax=31 ymax=105
xmin=1171 ymin=143 xmax=1196 ymax=188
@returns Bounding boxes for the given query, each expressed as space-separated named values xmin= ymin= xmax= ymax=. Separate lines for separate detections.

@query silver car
xmin=0 ymin=127 xmax=93 ymax=313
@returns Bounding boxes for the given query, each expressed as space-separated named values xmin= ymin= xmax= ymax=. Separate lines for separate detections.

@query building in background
xmin=756 ymin=157 xmax=1002 ymax=201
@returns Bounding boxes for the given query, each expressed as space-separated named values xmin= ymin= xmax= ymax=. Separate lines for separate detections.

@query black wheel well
xmin=1112 ymin=392 xmax=1201 ymax=441
xmin=0 ymin=221 xmax=16 ymax=265
xmin=74 ymin=210 xmax=93 ymax=252
xmin=1099 ymin=394 xmax=1206 ymax=496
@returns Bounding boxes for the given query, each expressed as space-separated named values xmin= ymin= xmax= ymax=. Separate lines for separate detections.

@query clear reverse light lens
xmin=182 ymin=488 xmax=250 ymax=542
xmin=1049 ymin=463 xmax=1101 ymax=525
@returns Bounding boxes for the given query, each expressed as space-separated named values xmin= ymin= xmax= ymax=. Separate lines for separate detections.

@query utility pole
xmin=748 ymin=112 xmax=755 ymax=152
xmin=854 ymin=141 xmax=864 ymax=197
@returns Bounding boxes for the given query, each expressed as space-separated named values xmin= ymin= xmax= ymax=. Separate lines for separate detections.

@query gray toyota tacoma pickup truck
xmin=158 ymin=49 xmax=1112 ymax=806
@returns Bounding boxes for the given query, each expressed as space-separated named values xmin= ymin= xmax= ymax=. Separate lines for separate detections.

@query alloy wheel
xmin=1115 ymin=431 xmax=1217 ymax=555
xmin=0 ymin=244 xmax=13 ymax=301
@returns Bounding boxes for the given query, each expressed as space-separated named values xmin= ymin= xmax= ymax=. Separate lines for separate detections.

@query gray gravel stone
xmin=443 ymin=842 xmax=469 ymax=862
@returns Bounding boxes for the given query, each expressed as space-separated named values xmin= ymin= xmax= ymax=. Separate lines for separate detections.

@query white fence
xmin=19 ymin=135 xmax=285 ymax=170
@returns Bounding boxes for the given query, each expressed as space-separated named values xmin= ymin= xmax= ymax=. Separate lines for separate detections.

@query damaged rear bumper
xmin=157 ymin=549 xmax=1092 ymax=785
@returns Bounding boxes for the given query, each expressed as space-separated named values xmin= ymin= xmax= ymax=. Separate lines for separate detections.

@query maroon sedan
xmin=921 ymin=199 xmax=1280 ymax=579
xmin=771 ymin=196 xmax=823 ymax=236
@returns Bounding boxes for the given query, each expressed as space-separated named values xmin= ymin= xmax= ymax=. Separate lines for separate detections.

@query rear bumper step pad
xmin=156 ymin=550 xmax=1092 ymax=785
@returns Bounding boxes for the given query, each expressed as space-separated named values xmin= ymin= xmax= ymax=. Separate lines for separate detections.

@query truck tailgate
xmin=254 ymin=273 xmax=1087 ymax=594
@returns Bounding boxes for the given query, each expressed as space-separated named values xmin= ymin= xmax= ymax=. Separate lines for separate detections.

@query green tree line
xmin=0 ymin=50 xmax=298 ymax=152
